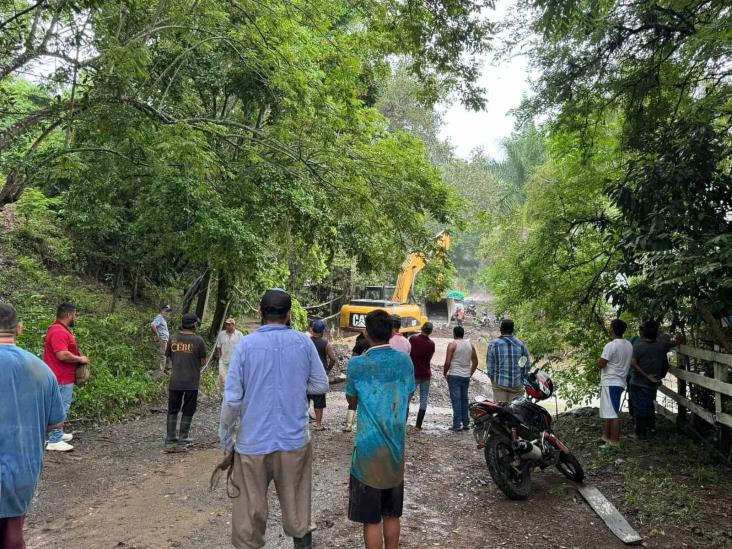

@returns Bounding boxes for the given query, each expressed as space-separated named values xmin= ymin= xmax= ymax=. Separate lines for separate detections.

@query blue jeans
xmin=48 ymin=383 xmax=74 ymax=443
xmin=416 ymin=379 xmax=431 ymax=411
xmin=447 ymin=375 xmax=470 ymax=429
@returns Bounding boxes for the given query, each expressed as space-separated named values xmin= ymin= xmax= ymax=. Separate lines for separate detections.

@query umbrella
xmin=447 ymin=290 xmax=466 ymax=300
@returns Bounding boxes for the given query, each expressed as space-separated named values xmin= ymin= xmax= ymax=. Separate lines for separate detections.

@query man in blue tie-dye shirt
xmin=346 ymin=309 xmax=415 ymax=549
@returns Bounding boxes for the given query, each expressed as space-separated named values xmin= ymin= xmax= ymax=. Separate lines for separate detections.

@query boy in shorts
xmin=597 ymin=318 xmax=633 ymax=448
xmin=346 ymin=309 xmax=415 ymax=548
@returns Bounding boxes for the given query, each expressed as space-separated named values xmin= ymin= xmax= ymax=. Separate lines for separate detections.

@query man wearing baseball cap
xmin=165 ymin=313 xmax=206 ymax=446
xmin=307 ymin=319 xmax=337 ymax=431
xmin=150 ymin=304 xmax=173 ymax=374
xmin=216 ymin=318 xmax=244 ymax=390
xmin=220 ymin=289 xmax=329 ymax=549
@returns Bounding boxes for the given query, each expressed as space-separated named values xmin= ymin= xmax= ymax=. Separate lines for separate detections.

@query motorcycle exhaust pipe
xmin=512 ymin=439 xmax=542 ymax=460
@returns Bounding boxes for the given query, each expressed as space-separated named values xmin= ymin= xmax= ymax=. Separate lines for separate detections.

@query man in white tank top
xmin=443 ymin=326 xmax=478 ymax=431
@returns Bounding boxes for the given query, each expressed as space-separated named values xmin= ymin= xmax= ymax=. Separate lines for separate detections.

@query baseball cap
xmin=161 ymin=304 xmax=172 ymax=312
xmin=312 ymin=319 xmax=327 ymax=333
xmin=182 ymin=313 xmax=199 ymax=328
xmin=260 ymin=288 xmax=292 ymax=315
xmin=224 ymin=318 xmax=235 ymax=325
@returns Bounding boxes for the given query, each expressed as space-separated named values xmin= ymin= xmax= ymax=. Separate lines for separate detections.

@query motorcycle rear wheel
xmin=556 ymin=452 xmax=584 ymax=482
xmin=484 ymin=436 xmax=531 ymax=500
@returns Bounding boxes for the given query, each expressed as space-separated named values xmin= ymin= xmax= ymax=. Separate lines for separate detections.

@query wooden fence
xmin=655 ymin=344 xmax=732 ymax=460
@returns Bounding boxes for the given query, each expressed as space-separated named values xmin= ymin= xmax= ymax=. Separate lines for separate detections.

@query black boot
xmin=179 ymin=415 xmax=193 ymax=445
xmin=415 ymin=409 xmax=426 ymax=430
xmin=166 ymin=414 xmax=178 ymax=443
xmin=293 ymin=532 xmax=312 ymax=549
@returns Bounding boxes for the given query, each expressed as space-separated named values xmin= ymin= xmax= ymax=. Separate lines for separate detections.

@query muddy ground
xmin=25 ymin=325 xmax=732 ymax=548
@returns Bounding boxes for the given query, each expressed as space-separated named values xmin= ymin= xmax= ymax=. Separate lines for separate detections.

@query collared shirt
xmin=346 ymin=345 xmax=415 ymax=489
xmin=151 ymin=314 xmax=169 ymax=341
xmin=487 ymin=335 xmax=531 ymax=389
xmin=216 ymin=329 xmax=245 ymax=363
xmin=43 ymin=321 xmax=79 ymax=385
xmin=219 ymin=324 xmax=329 ymax=455
xmin=389 ymin=333 xmax=411 ymax=353
xmin=1 ymin=345 xmax=65 ymax=517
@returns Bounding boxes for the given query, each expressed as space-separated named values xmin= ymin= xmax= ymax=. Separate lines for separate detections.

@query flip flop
xmin=314 ymin=426 xmax=328 ymax=431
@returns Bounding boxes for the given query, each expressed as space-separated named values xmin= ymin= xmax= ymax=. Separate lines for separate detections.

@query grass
xmin=556 ymin=412 xmax=732 ymax=547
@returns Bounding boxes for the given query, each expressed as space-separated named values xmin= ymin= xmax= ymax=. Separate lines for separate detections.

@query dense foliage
xmin=0 ymin=0 xmax=495 ymax=330
xmin=480 ymin=0 xmax=732 ymax=400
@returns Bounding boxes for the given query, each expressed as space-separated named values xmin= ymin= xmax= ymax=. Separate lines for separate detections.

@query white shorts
xmin=600 ymin=385 xmax=624 ymax=419
xmin=218 ymin=360 xmax=230 ymax=379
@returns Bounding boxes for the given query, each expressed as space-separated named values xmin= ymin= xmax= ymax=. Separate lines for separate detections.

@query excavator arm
xmin=391 ymin=232 xmax=451 ymax=304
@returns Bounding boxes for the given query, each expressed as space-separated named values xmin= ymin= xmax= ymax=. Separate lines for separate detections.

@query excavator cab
xmin=339 ymin=233 xmax=450 ymax=334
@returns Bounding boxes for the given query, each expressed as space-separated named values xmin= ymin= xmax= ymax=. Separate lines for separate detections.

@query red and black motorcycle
xmin=469 ymin=368 xmax=583 ymax=500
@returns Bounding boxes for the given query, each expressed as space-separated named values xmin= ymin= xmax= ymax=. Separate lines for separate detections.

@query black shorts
xmin=308 ymin=393 xmax=326 ymax=409
xmin=348 ymin=474 xmax=404 ymax=524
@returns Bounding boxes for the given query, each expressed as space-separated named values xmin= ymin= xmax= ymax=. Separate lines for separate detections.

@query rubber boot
xmin=415 ymin=409 xmax=426 ymax=430
xmin=166 ymin=414 xmax=178 ymax=443
xmin=343 ymin=410 xmax=356 ymax=433
xmin=178 ymin=415 xmax=193 ymax=445
xmin=293 ymin=532 xmax=312 ymax=549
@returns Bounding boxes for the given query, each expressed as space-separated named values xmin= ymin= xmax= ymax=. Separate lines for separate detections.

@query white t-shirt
xmin=216 ymin=329 xmax=244 ymax=363
xmin=600 ymin=338 xmax=633 ymax=387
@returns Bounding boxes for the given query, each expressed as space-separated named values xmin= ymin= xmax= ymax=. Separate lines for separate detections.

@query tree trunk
xmin=181 ymin=269 xmax=209 ymax=313
xmin=209 ymin=271 xmax=229 ymax=340
xmin=110 ymin=266 xmax=124 ymax=313
xmin=195 ymin=270 xmax=211 ymax=322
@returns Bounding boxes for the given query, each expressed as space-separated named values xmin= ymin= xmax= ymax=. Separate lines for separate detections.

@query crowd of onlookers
xmin=1 ymin=291 xmax=681 ymax=549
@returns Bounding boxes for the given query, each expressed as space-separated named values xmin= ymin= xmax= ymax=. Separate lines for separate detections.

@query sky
xmin=439 ymin=1 xmax=532 ymax=160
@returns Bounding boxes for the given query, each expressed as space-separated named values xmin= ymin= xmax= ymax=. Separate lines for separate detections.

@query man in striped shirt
xmin=487 ymin=319 xmax=531 ymax=403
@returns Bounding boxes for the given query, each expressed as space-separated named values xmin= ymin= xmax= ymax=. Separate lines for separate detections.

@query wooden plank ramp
xmin=577 ymin=483 xmax=643 ymax=545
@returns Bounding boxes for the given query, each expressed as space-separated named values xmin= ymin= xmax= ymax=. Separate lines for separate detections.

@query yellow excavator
xmin=340 ymin=232 xmax=451 ymax=334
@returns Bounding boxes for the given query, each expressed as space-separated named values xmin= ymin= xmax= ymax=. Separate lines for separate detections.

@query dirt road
xmin=26 ymin=338 xmax=624 ymax=548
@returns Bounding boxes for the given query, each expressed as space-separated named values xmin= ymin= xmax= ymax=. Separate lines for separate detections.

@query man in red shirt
xmin=409 ymin=322 xmax=435 ymax=430
xmin=44 ymin=302 xmax=89 ymax=451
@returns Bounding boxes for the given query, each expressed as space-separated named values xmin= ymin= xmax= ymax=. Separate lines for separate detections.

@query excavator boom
xmin=391 ymin=232 xmax=451 ymax=304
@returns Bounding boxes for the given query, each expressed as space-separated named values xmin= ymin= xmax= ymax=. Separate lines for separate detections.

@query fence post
xmin=676 ymin=352 xmax=689 ymax=431
xmin=715 ymin=362 xmax=731 ymax=456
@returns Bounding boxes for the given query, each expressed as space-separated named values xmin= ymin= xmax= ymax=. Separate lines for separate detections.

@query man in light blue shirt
xmin=150 ymin=304 xmax=172 ymax=373
xmin=219 ymin=289 xmax=328 ymax=549
xmin=0 ymin=303 xmax=65 ymax=548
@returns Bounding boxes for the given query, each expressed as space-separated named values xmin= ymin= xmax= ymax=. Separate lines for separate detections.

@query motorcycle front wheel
xmin=556 ymin=452 xmax=584 ymax=482
xmin=484 ymin=436 xmax=531 ymax=500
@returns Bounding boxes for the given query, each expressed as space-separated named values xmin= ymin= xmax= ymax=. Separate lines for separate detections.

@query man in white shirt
xmin=597 ymin=318 xmax=633 ymax=448
xmin=216 ymin=318 xmax=244 ymax=389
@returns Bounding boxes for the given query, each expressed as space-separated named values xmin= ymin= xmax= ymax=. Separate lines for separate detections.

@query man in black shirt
xmin=629 ymin=320 xmax=681 ymax=438
xmin=307 ymin=319 xmax=336 ymax=431
xmin=165 ymin=313 xmax=207 ymax=446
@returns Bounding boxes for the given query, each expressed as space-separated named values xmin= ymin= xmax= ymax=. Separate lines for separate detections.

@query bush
xmin=4 ymin=254 xmax=165 ymax=422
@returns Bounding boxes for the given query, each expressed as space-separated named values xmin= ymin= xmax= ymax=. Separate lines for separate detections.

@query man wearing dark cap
xmin=307 ymin=319 xmax=337 ymax=431
xmin=220 ymin=289 xmax=329 ymax=549
xmin=151 ymin=304 xmax=173 ymax=374
xmin=409 ymin=322 xmax=436 ymax=430
xmin=165 ymin=313 xmax=206 ymax=446
xmin=1 ymin=303 xmax=65 ymax=548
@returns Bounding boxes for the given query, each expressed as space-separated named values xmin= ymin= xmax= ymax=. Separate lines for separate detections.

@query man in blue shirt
xmin=0 ymin=303 xmax=65 ymax=548
xmin=150 ymin=304 xmax=172 ymax=374
xmin=487 ymin=319 xmax=531 ymax=403
xmin=346 ymin=309 xmax=415 ymax=549
xmin=219 ymin=289 xmax=328 ymax=549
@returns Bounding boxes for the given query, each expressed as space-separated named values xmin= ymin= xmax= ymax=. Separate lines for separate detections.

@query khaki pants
xmin=156 ymin=339 xmax=169 ymax=372
xmin=219 ymin=360 xmax=230 ymax=388
xmin=492 ymin=384 xmax=523 ymax=403
xmin=231 ymin=443 xmax=313 ymax=549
